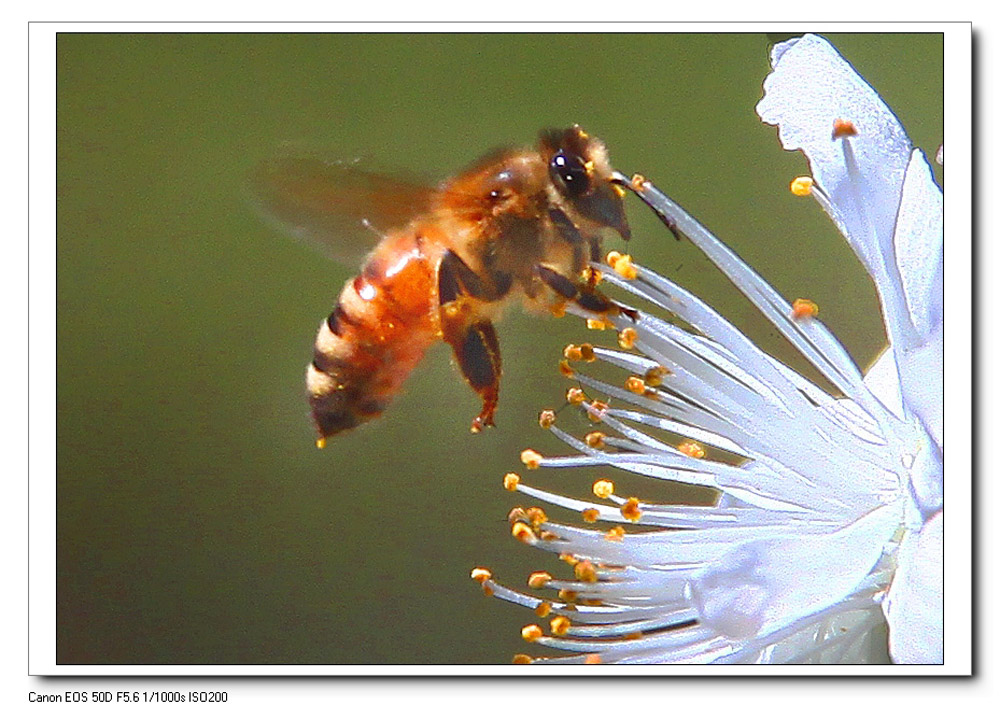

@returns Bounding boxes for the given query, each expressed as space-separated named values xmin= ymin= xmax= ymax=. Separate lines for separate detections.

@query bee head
xmin=540 ymin=125 xmax=630 ymax=241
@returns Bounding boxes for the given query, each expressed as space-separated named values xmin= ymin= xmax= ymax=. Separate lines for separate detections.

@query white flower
xmin=472 ymin=34 xmax=943 ymax=664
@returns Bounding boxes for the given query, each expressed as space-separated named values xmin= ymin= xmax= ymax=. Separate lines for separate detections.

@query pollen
xmin=592 ymin=479 xmax=614 ymax=499
xmin=512 ymin=653 xmax=534 ymax=664
xmin=521 ymin=449 xmax=543 ymax=469
xmin=558 ymin=588 xmax=578 ymax=603
xmin=528 ymin=571 xmax=552 ymax=589
xmin=503 ymin=472 xmax=521 ymax=491
xmin=534 ymin=601 xmax=552 ymax=618
xmin=644 ymin=365 xmax=670 ymax=386
xmin=604 ymin=526 xmax=625 ymax=542
xmin=587 ymin=318 xmax=609 ymax=331
xmin=791 ymin=298 xmax=820 ymax=319
xmin=512 ymin=522 xmax=537 ymax=544
xmin=582 ymin=267 xmax=603 ymax=284
xmin=539 ymin=530 xmax=559 ymax=541
xmin=832 ymin=118 xmax=859 ymax=139
xmin=550 ymin=616 xmax=572 ymax=636
xmin=612 ymin=253 xmax=638 ymax=280
xmin=618 ymin=327 xmax=638 ymax=349
xmin=678 ymin=440 xmax=706 ymax=459
xmin=574 ymin=560 xmax=598 ymax=583
xmin=521 ymin=624 xmax=544 ymax=643
xmin=579 ymin=343 xmax=596 ymax=361
xmin=582 ymin=508 xmax=600 ymax=523
xmin=587 ymin=401 xmax=609 ymax=423
xmin=566 ymin=387 xmax=586 ymax=405
xmin=558 ymin=360 xmax=575 ymax=378
xmin=625 ymin=376 xmax=646 ymax=395
xmin=559 ymin=553 xmax=579 ymax=567
xmin=563 ymin=343 xmax=584 ymax=361
xmin=315 ymin=437 xmax=327 ymax=450
xmin=526 ymin=507 xmax=548 ymax=527
xmin=790 ymin=176 xmax=814 ymax=196
xmin=538 ymin=409 xmax=556 ymax=429
xmin=621 ymin=497 xmax=643 ymax=522
xmin=584 ymin=653 xmax=603 ymax=664
xmin=630 ymin=173 xmax=647 ymax=190
xmin=470 ymin=567 xmax=492 ymax=584
xmin=549 ymin=301 xmax=567 ymax=318
xmin=606 ymin=250 xmax=623 ymax=266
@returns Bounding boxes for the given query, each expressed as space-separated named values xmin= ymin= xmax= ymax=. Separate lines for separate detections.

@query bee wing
xmin=248 ymin=155 xmax=438 ymax=265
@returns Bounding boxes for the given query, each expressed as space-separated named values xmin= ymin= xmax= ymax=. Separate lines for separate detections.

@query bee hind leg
xmin=438 ymin=251 xmax=503 ymax=433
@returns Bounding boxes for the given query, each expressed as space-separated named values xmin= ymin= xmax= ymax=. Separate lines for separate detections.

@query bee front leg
xmin=438 ymin=251 xmax=503 ymax=433
xmin=536 ymin=265 xmax=639 ymax=322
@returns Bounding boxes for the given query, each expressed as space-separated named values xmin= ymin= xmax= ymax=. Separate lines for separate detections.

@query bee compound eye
xmin=550 ymin=152 xmax=590 ymax=198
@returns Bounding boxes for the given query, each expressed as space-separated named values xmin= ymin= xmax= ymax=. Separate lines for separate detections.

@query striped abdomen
xmin=306 ymin=228 xmax=444 ymax=444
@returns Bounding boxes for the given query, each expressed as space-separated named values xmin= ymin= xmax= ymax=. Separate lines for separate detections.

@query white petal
xmin=690 ymin=503 xmax=900 ymax=640
xmin=884 ymin=511 xmax=943 ymax=663
xmin=757 ymin=34 xmax=912 ymax=280
xmin=893 ymin=149 xmax=944 ymax=344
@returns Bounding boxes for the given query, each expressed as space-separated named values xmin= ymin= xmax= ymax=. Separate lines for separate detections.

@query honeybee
xmin=251 ymin=126 xmax=633 ymax=446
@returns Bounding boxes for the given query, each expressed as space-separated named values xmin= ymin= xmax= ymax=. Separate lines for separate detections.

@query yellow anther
xmin=832 ymin=118 xmax=858 ymax=139
xmin=643 ymin=365 xmax=669 ymax=387
xmin=566 ymin=387 xmax=586 ymax=405
xmin=512 ymin=521 xmax=537 ymax=543
xmin=618 ymin=327 xmax=638 ymax=349
xmin=539 ymin=530 xmax=559 ymax=541
xmin=528 ymin=571 xmax=552 ymax=589
xmin=587 ymin=318 xmax=609 ymax=331
xmin=606 ymin=250 xmax=623 ymax=266
xmin=512 ymin=653 xmax=534 ymax=664
xmin=574 ymin=560 xmax=598 ymax=583
xmin=587 ymin=401 xmax=609 ymax=423
xmin=550 ymin=302 xmax=567 ymax=318
xmin=792 ymin=298 xmax=819 ymax=319
xmin=534 ymin=601 xmax=552 ymax=618
xmin=604 ymin=526 xmax=625 ymax=542
xmin=585 ymin=653 xmax=603 ymax=664
xmin=625 ymin=376 xmax=646 ymax=395
xmin=508 ymin=507 xmax=528 ymax=523
xmin=521 ymin=449 xmax=542 ymax=469
xmin=678 ymin=440 xmax=706 ymax=459
xmin=482 ymin=583 xmax=494 ymax=597
xmin=470 ymin=567 xmax=492 ymax=584
xmin=550 ymin=616 xmax=572 ymax=636
xmin=630 ymin=173 xmax=647 ymax=190
xmin=521 ymin=624 xmax=544 ymax=643
xmin=559 ymin=553 xmax=579 ymax=567
xmin=584 ymin=431 xmax=605 ymax=449
xmin=559 ymin=359 xmax=575 ymax=378
xmin=579 ymin=343 xmax=596 ymax=362
xmin=790 ymin=176 xmax=814 ymax=196
xmin=538 ymin=409 xmax=556 ymax=429
xmin=503 ymin=472 xmax=521 ymax=491
xmin=557 ymin=588 xmax=578 ymax=602
xmin=526 ymin=507 xmax=548 ymax=527
xmin=592 ymin=479 xmax=615 ymax=499
xmin=612 ymin=253 xmax=638 ymax=280
xmin=315 ymin=437 xmax=327 ymax=449
xmin=563 ymin=343 xmax=584 ymax=362
xmin=622 ymin=497 xmax=642 ymax=523
xmin=582 ymin=508 xmax=600 ymax=523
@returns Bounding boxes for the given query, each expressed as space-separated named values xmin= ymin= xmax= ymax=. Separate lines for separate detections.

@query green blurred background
xmin=56 ymin=32 xmax=943 ymax=665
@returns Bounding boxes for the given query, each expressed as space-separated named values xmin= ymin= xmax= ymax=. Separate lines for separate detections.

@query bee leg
xmin=438 ymin=251 xmax=503 ymax=432
xmin=536 ymin=265 xmax=640 ymax=322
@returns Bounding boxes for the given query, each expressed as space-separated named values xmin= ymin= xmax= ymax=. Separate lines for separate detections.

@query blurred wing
xmin=248 ymin=156 xmax=438 ymax=265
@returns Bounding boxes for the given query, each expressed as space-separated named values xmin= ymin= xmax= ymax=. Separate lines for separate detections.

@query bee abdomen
xmin=305 ymin=232 xmax=440 ymax=443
